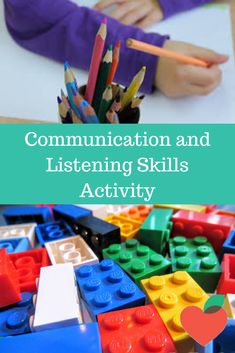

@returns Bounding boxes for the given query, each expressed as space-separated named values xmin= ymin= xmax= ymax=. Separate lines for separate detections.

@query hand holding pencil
xmin=127 ymin=38 xmax=229 ymax=98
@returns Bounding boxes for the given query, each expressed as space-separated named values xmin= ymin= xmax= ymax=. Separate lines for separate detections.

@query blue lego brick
xmin=76 ymin=259 xmax=146 ymax=320
xmin=220 ymin=230 xmax=235 ymax=261
xmin=3 ymin=207 xmax=53 ymax=225
xmin=53 ymin=205 xmax=92 ymax=223
xmin=35 ymin=220 xmax=75 ymax=246
xmin=0 ymin=292 xmax=35 ymax=337
xmin=214 ymin=319 xmax=235 ymax=353
xmin=0 ymin=323 xmax=102 ymax=353
xmin=195 ymin=342 xmax=214 ymax=353
xmin=0 ymin=238 xmax=31 ymax=254
xmin=216 ymin=205 xmax=235 ymax=213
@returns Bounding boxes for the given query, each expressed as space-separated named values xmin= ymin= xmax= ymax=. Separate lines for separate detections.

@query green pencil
xmin=93 ymin=45 xmax=113 ymax=114
xmin=98 ymin=85 xmax=113 ymax=123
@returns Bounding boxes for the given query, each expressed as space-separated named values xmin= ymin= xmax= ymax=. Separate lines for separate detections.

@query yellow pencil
xmin=121 ymin=66 xmax=146 ymax=110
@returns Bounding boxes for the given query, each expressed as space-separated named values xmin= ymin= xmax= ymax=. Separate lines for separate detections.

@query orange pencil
xmin=85 ymin=19 xmax=107 ymax=104
xmin=107 ymin=40 xmax=121 ymax=85
xmin=126 ymin=38 xmax=208 ymax=68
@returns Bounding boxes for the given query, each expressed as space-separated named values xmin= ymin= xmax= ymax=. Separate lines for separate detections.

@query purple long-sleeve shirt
xmin=4 ymin=0 xmax=211 ymax=94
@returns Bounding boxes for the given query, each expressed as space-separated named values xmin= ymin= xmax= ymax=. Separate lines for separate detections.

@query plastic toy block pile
xmin=0 ymin=204 xmax=235 ymax=353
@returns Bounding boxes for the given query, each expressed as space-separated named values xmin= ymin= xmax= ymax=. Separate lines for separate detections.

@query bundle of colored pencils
xmin=57 ymin=19 xmax=145 ymax=124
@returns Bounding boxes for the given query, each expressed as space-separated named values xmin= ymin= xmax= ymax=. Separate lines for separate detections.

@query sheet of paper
xmin=0 ymin=2 xmax=234 ymax=123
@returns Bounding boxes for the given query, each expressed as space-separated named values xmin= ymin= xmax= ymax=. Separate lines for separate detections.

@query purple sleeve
xmin=158 ymin=0 xmax=213 ymax=19
xmin=3 ymin=0 xmax=169 ymax=94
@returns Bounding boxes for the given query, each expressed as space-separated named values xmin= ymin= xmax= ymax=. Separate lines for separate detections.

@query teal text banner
xmin=0 ymin=124 xmax=233 ymax=204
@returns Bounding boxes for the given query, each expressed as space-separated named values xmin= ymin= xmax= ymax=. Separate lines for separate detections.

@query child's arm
xmin=4 ymin=0 xmax=227 ymax=97
xmin=95 ymin=0 xmax=213 ymax=27
xmin=4 ymin=0 xmax=168 ymax=94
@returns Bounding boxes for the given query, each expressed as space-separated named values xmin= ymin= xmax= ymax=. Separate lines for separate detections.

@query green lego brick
xmin=139 ymin=208 xmax=173 ymax=254
xmin=102 ymin=238 xmax=171 ymax=286
xmin=169 ymin=236 xmax=222 ymax=292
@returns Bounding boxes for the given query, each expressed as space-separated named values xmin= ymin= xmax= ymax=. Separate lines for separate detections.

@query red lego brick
xmin=217 ymin=254 xmax=235 ymax=294
xmin=98 ymin=304 xmax=177 ymax=353
xmin=9 ymin=249 xmax=51 ymax=292
xmin=172 ymin=210 xmax=234 ymax=254
xmin=0 ymin=249 xmax=21 ymax=308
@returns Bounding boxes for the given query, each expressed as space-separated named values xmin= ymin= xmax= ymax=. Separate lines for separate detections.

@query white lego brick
xmin=0 ymin=223 xmax=36 ymax=247
xmin=45 ymin=235 xmax=98 ymax=268
xmin=32 ymin=263 xmax=83 ymax=332
xmin=75 ymin=204 xmax=109 ymax=219
xmin=225 ymin=294 xmax=235 ymax=318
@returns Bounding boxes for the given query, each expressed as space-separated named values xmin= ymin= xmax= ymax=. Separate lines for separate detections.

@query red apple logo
xmin=180 ymin=295 xmax=227 ymax=346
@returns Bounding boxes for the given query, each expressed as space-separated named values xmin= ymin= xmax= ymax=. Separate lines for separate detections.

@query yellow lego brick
xmin=104 ymin=215 xmax=141 ymax=241
xmin=141 ymin=271 xmax=209 ymax=344
xmin=154 ymin=204 xmax=207 ymax=213
xmin=224 ymin=294 xmax=235 ymax=318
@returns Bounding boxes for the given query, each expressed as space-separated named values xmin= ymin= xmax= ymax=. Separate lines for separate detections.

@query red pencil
xmin=107 ymin=40 xmax=120 ymax=85
xmin=85 ymin=19 xmax=107 ymax=104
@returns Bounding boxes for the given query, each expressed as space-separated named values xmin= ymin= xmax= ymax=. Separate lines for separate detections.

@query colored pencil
xmin=121 ymin=66 xmax=146 ymax=109
xmin=64 ymin=62 xmax=78 ymax=90
xmin=64 ymin=66 xmax=81 ymax=118
xmin=110 ymin=92 xmax=121 ymax=113
xmin=112 ymin=84 xmax=120 ymax=99
xmin=126 ymin=38 xmax=208 ymax=68
xmin=93 ymin=45 xmax=113 ymax=114
xmin=71 ymin=87 xmax=99 ymax=123
xmin=57 ymin=97 xmax=73 ymax=124
xmin=131 ymin=94 xmax=145 ymax=108
xmin=107 ymin=40 xmax=121 ymax=85
xmin=61 ymin=89 xmax=71 ymax=109
xmin=98 ymin=85 xmax=113 ymax=123
xmin=106 ymin=109 xmax=119 ymax=124
xmin=82 ymin=103 xmax=100 ymax=124
xmin=85 ymin=18 xmax=107 ymax=104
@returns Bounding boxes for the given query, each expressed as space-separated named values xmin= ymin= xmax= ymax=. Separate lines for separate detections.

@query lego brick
xmin=98 ymin=304 xmax=177 ymax=353
xmin=0 ymin=323 xmax=102 ymax=353
xmin=224 ymin=294 xmax=235 ymax=318
xmin=35 ymin=220 xmax=75 ymax=246
xmin=53 ymin=204 xmax=92 ymax=223
xmin=0 ymin=237 xmax=31 ymax=254
xmin=32 ymin=264 xmax=82 ymax=332
xmin=169 ymin=236 xmax=221 ymax=292
xmin=141 ymin=271 xmax=209 ymax=346
xmin=45 ymin=235 xmax=98 ymax=268
xmin=217 ymin=254 xmax=235 ymax=294
xmin=118 ymin=205 xmax=153 ymax=223
xmin=9 ymin=248 xmax=51 ymax=292
xmin=72 ymin=215 xmax=121 ymax=259
xmin=0 ymin=223 xmax=36 ymax=247
xmin=104 ymin=215 xmax=141 ymax=241
xmin=214 ymin=319 xmax=235 ymax=353
xmin=76 ymin=204 xmax=109 ymax=219
xmin=103 ymin=239 xmax=171 ymax=286
xmin=76 ymin=259 xmax=145 ymax=320
xmin=220 ymin=230 xmax=235 ymax=260
xmin=140 ymin=208 xmax=173 ymax=254
xmin=216 ymin=204 xmax=235 ymax=215
xmin=172 ymin=210 xmax=235 ymax=254
xmin=203 ymin=204 xmax=217 ymax=213
xmin=0 ymin=292 xmax=34 ymax=337
xmin=155 ymin=204 xmax=207 ymax=213
xmin=195 ymin=342 xmax=214 ymax=353
xmin=0 ymin=249 xmax=21 ymax=308
xmin=3 ymin=206 xmax=53 ymax=225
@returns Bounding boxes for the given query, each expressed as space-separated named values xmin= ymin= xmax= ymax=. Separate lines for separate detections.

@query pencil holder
xmin=79 ymin=84 xmax=140 ymax=124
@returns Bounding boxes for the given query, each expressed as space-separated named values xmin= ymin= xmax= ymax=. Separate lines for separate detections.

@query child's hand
xmin=156 ymin=40 xmax=229 ymax=97
xmin=94 ymin=0 xmax=163 ymax=28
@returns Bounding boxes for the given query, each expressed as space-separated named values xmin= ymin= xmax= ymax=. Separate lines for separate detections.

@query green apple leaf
xmin=204 ymin=295 xmax=225 ymax=312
